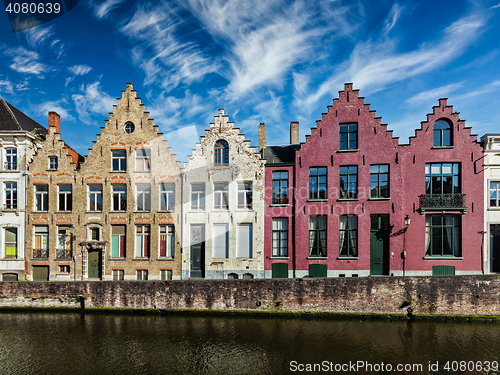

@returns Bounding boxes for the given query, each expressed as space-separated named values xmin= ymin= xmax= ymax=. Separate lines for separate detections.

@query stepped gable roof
xmin=261 ymin=144 xmax=300 ymax=164
xmin=0 ymin=99 xmax=47 ymax=135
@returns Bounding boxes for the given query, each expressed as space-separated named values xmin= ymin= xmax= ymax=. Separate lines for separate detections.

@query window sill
xmin=236 ymin=208 xmax=253 ymax=212
xmin=55 ymin=211 xmax=73 ymax=214
xmin=270 ymin=256 xmax=289 ymax=259
xmin=337 ymin=149 xmax=359 ymax=153
xmin=307 ymin=199 xmax=328 ymax=202
xmin=213 ymin=208 xmax=229 ymax=211
xmin=158 ymin=257 xmax=175 ymax=261
xmin=338 ymin=198 xmax=359 ymax=201
xmin=133 ymin=258 xmax=150 ymax=261
xmin=157 ymin=210 xmax=175 ymax=213
xmin=134 ymin=211 xmax=152 ymax=213
xmin=56 ymin=257 xmax=73 ymax=261
xmin=86 ymin=211 xmax=103 ymax=214
xmin=189 ymin=209 xmax=206 ymax=212
xmin=431 ymin=146 xmax=454 ymax=149
xmin=423 ymin=256 xmax=464 ymax=260
xmin=487 ymin=207 xmax=500 ymax=210
xmin=270 ymin=204 xmax=290 ymax=207
xmin=110 ymin=170 xmax=127 ymax=173
xmin=110 ymin=210 xmax=127 ymax=213
xmin=47 ymin=169 xmax=58 ymax=172
xmin=307 ymin=257 xmax=328 ymax=260
xmin=337 ymin=257 xmax=359 ymax=260
xmin=108 ymin=258 xmax=126 ymax=261
xmin=134 ymin=170 xmax=151 ymax=173
xmin=368 ymin=197 xmax=391 ymax=201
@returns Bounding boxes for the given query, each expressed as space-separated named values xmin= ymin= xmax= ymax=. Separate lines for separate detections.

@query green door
xmin=33 ymin=266 xmax=49 ymax=281
xmin=88 ymin=250 xmax=101 ymax=279
xmin=272 ymin=263 xmax=288 ymax=278
xmin=432 ymin=266 xmax=455 ymax=276
xmin=190 ymin=225 xmax=205 ymax=278
xmin=370 ymin=215 xmax=390 ymax=276
xmin=491 ymin=225 xmax=500 ymax=273
xmin=309 ymin=264 xmax=327 ymax=277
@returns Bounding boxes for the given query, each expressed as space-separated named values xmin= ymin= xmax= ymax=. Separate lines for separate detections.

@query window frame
xmin=111 ymin=149 xmax=127 ymax=172
xmin=236 ymin=224 xmax=253 ymax=258
xmin=35 ymin=185 xmax=49 ymax=211
xmin=34 ymin=225 xmax=49 ymax=258
xmin=111 ymin=225 xmax=126 ymax=258
xmin=135 ymin=225 xmax=150 ymax=258
xmin=88 ymin=184 xmax=103 ymax=212
xmin=425 ymin=215 xmax=461 ymax=257
xmin=58 ymin=184 xmax=72 ymax=212
xmin=49 ymin=156 xmax=58 ymax=170
xmin=433 ymin=119 xmax=452 ymax=147
xmin=370 ymin=164 xmax=390 ymax=198
xmin=135 ymin=184 xmax=151 ymax=211
xmin=214 ymin=182 xmax=229 ymax=210
xmin=5 ymin=182 xmax=17 ymax=209
xmin=136 ymin=269 xmax=148 ymax=280
xmin=159 ymin=225 xmax=175 ymax=258
xmin=135 ymin=149 xmax=151 ymax=172
xmin=272 ymin=218 xmax=288 ymax=257
xmin=425 ymin=163 xmax=460 ymax=195
xmin=213 ymin=224 xmax=229 ymax=258
xmin=272 ymin=171 xmax=289 ymax=204
xmin=160 ymin=183 xmax=175 ymax=211
xmin=339 ymin=215 xmax=358 ymax=258
xmin=191 ymin=183 xmax=205 ymax=210
xmin=237 ymin=181 xmax=252 ymax=209
xmin=5 ymin=148 xmax=17 ymax=170
xmin=339 ymin=123 xmax=358 ymax=150
xmin=4 ymin=227 xmax=17 ymax=258
xmin=56 ymin=226 xmax=72 ymax=258
xmin=214 ymin=140 xmax=229 ymax=166
xmin=309 ymin=167 xmax=327 ymax=200
xmin=308 ymin=215 xmax=327 ymax=258
xmin=489 ymin=181 xmax=500 ymax=208
xmin=112 ymin=184 xmax=127 ymax=211
xmin=339 ymin=165 xmax=358 ymax=199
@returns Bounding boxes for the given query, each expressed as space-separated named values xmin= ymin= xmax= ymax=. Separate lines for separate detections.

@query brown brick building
xmin=26 ymin=84 xmax=182 ymax=281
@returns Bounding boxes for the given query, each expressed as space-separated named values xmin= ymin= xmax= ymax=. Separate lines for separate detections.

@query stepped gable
xmin=79 ymin=82 xmax=180 ymax=175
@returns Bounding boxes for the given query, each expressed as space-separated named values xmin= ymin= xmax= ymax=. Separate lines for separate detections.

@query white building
xmin=0 ymin=99 xmax=46 ymax=281
xmin=482 ymin=134 xmax=500 ymax=274
xmin=181 ymin=109 xmax=265 ymax=279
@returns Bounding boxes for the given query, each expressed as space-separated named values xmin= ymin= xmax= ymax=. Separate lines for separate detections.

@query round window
xmin=124 ymin=122 xmax=135 ymax=133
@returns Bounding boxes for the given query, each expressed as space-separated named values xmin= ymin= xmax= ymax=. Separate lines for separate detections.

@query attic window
xmin=49 ymin=156 xmax=58 ymax=170
xmin=124 ymin=122 xmax=135 ymax=134
xmin=433 ymin=119 xmax=452 ymax=147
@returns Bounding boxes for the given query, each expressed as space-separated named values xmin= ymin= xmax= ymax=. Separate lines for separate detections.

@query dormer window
xmin=433 ymin=119 xmax=452 ymax=147
xmin=49 ymin=156 xmax=58 ymax=170
xmin=214 ymin=140 xmax=229 ymax=166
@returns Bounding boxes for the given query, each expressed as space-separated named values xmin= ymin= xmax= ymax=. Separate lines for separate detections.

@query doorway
xmin=491 ymin=224 xmax=500 ymax=273
xmin=370 ymin=214 xmax=390 ymax=276
xmin=88 ymin=249 xmax=102 ymax=279
xmin=190 ymin=225 xmax=205 ymax=278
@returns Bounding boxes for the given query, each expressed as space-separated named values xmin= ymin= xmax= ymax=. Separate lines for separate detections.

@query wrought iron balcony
xmin=33 ymin=249 xmax=49 ymax=258
xmin=56 ymin=249 xmax=73 ymax=259
xmin=419 ymin=193 xmax=467 ymax=214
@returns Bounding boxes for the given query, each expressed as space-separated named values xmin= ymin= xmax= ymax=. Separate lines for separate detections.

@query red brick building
xmin=262 ymin=83 xmax=483 ymax=278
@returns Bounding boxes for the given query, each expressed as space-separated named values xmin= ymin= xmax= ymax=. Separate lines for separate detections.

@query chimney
xmin=290 ymin=121 xmax=299 ymax=144
xmin=48 ymin=112 xmax=60 ymax=134
xmin=259 ymin=122 xmax=266 ymax=151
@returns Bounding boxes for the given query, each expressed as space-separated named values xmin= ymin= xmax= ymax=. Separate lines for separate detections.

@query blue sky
xmin=0 ymin=0 xmax=499 ymax=162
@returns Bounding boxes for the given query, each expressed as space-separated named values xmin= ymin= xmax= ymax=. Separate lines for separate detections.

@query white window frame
xmin=160 ymin=183 xmax=175 ymax=211
xmin=111 ymin=149 xmax=127 ymax=172
xmin=35 ymin=185 xmax=48 ymax=211
xmin=5 ymin=182 xmax=17 ymax=209
xmin=213 ymin=224 xmax=228 ymax=258
xmin=135 ymin=149 xmax=151 ymax=172
xmin=49 ymin=156 xmax=58 ymax=170
xmin=135 ymin=225 xmax=150 ymax=258
xmin=5 ymin=148 xmax=17 ymax=170
xmin=191 ymin=183 xmax=205 ymax=210
xmin=88 ymin=185 xmax=103 ymax=212
xmin=214 ymin=182 xmax=229 ymax=210
xmin=159 ymin=225 xmax=175 ymax=258
xmin=112 ymin=184 xmax=127 ymax=211
xmin=136 ymin=184 xmax=151 ymax=211
xmin=236 ymin=224 xmax=252 ymax=258
xmin=237 ymin=181 xmax=252 ymax=209
xmin=58 ymin=184 xmax=72 ymax=212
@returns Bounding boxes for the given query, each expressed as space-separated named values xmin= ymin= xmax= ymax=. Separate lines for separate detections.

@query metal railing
xmin=33 ymin=249 xmax=49 ymax=258
xmin=419 ymin=194 xmax=467 ymax=212
xmin=56 ymin=249 xmax=72 ymax=259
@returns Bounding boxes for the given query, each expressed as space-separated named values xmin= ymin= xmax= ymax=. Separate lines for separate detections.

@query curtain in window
xmin=425 ymin=216 xmax=431 ymax=255
xmin=348 ymin=216 xmax=357 ymax=257
xmin=318 ymin=217 xmax=327 ymax=257
xmin=339 ymin=216 xmax=347 ymax=255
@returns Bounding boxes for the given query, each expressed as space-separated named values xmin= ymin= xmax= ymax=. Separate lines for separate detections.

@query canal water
xmin=0 ymin=312 xmax=498 ymax=374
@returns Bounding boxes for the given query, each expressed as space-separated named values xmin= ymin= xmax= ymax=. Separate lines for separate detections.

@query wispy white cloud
xmin=119 ymin=2 xmax=219 ymax=90
xmin=0 ymin=79 xmax=14 ymax=94
xmin=5 ymin=47 xmax=50 ymax=75
xmin=35 ymin=100 xmax=75 ymax=122
xmin=295 ymin=12 xmax=487 ymax=111
xmin=68 ymin=65 xmax=92 ymax=75
xmin=71 ymin=81 xmax=115 ymax=125
xmin=92 ymin=0 xmax=126 ymax=19
xmin=406 ymin=82 xmax=465 ymax=104
xmin=383 ymin=3 xmax=403 ymax=36
xmin=25 ymin=25 xmax=55 ymax=48
xmin=454 ymin=80 xmax=500 ymax=100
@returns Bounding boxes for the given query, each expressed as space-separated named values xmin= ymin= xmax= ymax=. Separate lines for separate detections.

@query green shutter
xmin=111 ymin=235 xmax=119 ymax=257
xmin=432 ymin=266 xmax=455 ymax=276
xmin=272 ymin=263 xmax=288 ymax=278
xmin=309 ymin=264 xmax=327 ymax=277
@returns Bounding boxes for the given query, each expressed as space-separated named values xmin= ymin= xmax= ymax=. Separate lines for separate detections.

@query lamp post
xmin=403 ymin=215 xmax=410 ymax=276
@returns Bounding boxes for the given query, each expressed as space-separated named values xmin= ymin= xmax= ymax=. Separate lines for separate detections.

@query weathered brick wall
xmin=0 ymin=276 xmax=499 ymax=317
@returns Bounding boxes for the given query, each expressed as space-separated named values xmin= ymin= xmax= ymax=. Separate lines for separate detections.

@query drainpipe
xmin=479 ymin=230 xmax=486 ymax=275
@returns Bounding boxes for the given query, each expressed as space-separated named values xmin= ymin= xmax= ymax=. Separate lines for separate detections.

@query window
xmin=5 ymin=148 xmax=17 ymax=170
xmin=136 ymin=269 xmax=148 ymax=280
xmin=136 ymin=184 xmax=151 ymax=211
xmin=5 ymin=182 xmax=17 ymax=209
xmin=88 ymin=185 xmax=103 ymax=211
xmin=49 ymin=156 xmax=58 ymax=170
xmin=370 ymin=165 xmax=389 ymax=198
xmin=425 ymin=215 xmax=461 ymax=257
xmin=214 ymin=183 xmax=229 ymax=210
xmin=309 ymin=167 xmax=327 ymax=200
xmin=161 ymin=269 xmax=173 ymax=280
xmin=309 ymin=216 xmax=327 ymax=257
xmin=112 ymin=184 xmax=127 ymax=211
xmin=490 ymin=182 xmax=500 ymax=207
xmin=57 ymin=227 xmax=72 ymax=258
xmin=136 ymin=149 xmax=151 ymax=171
xmin=237 ymin=182 xmax=252 ymax=209
xmin=433 ymin=119 xmax=452 ymax=147
xmin=35 ymin=185 xmax=48 ymax=211
xmin=214 ymin=140 xmax=229 ymax=166
xmin=58 ymin=185 xmax=72 ymax=211
xmin=213 ymin=224 xmax=228 ymax=258
xmin=339 ymin=166 xmax=358 ymax=199
xmin=272 ymin=171 xmax=289 ymax=204
xmin=135 ymin=225 xmax=150 ymax=258
xmin=90 ymin=227 xmax=100 ymax=241
xmin=272 ymin=218 xmax=288 ymax=257
xmin=58 ymin=265 xmax=70 ymax=274
xmin=191 ymin=183 xmax=205 ymax=210
xmin=237 ymin=224 xmax=252 ymax=258
xmin=160 ymin=183 xmax=175 ymax=211
xmin=339 ymin=123 xmax=357 ymax=150
xmin=159 ymin=225 xmax=175 ymax=257
xmin=339 ymin=215 xmax=358 ymax=257
xmin=111 ymin=225 xmax=126 ymax=258
xmin=425 ymin=163 xmax=460 ymax=194
xmin=34 ymin=226 xmax=49 ymax=258
xmin=5 ymin=228 xmax=17 ymax=258
xmin=112 ymin=150 xmax=127 ymax=171
xmin=113 ymin=269 xmax=124 ymax=281
xmin=124 ymin=122 xmax=135 ymax=134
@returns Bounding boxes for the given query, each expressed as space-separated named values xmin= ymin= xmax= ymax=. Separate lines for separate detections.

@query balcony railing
xmin=33 ymin=249 xmax=49 ymax=258
xmin=56 ymin=249 xmax=72 ymax=259
xmin=419 ymin=193 xmax=467 ymax=214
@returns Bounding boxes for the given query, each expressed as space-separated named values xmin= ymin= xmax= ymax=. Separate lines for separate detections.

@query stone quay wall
xmin=0 ymin=276 xmax=499 ymax=318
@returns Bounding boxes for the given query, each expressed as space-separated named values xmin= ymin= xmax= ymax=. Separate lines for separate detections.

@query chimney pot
xmin=259 ymin=122 xmax=266 ymax=151
xmin=290 ymin=121 xmax=299 ymax=144
xmin=48 ymin=112 xmax=60 ymax=134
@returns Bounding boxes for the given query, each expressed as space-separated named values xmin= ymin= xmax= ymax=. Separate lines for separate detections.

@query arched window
xmin=214 ymin=140 xmax=229 ymax=165
xmin=433 ymin=120 xmax=452 ymax=147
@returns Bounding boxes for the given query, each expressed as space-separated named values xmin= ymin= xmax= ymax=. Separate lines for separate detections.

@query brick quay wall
xmin=0 ymin=276 xmax=499 ymax=318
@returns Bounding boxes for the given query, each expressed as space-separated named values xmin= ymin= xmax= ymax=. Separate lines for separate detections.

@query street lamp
xmin=405 ymin=215 xmax=411 ymax=226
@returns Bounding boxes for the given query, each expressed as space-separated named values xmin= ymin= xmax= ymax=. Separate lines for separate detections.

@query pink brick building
xmin=261 ymin=83 xmax=483 ymax=278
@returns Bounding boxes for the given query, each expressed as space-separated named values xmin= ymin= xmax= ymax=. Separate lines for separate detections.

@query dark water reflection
xmin=0 ymin=312 xmax=499 ymax=374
